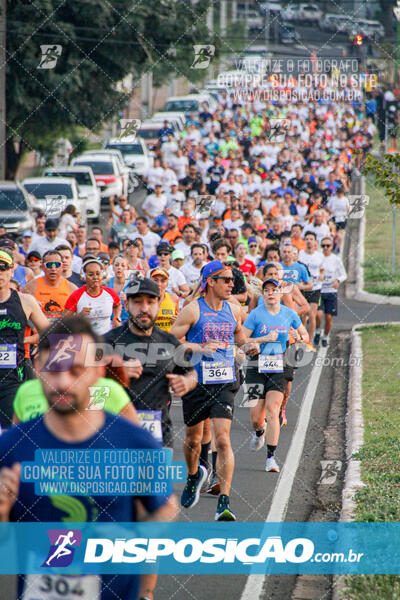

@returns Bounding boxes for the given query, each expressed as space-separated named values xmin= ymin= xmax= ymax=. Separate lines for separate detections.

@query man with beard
xmin=105 ymin=277 xmax=197 ymax=448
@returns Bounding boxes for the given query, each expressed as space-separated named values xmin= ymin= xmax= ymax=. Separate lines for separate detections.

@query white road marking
xmin=239 ymin=345 xmax=328 ymax=599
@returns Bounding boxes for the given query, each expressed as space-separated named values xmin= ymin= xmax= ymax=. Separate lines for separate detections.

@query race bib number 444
xmin=258 ymin=354 xmax=284 ymax=373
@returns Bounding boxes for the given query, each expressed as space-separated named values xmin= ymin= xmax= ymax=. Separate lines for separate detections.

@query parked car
xmin=42 ymin=165 xmax=101 ymax=222
xmin=70 ymin=155 xmax=125 ymax=203
xmin=152 ymin=111 xmax=186 ymax=131
xmin=104 ymin=136 xmax=153 ymax=175
xmin=0 ymin=181 xmax=35 ymax=236
xmin=279 ymin=23 xmax=301 ymax=44
xmin=282 ymin=4 xmax=302 ymax=21
xmin=300 ymin=4 xmax=323 ymax=24
xmin=22 ymin=177 xmax=88 ymax=224
xmin=163 ymin=93 xmax=217 ymax=115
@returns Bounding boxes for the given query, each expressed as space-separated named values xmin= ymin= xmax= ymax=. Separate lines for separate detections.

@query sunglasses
xmin=100 ymin=259 xmax=110 ymax=264
xmin=44 ymin=261 xmax=62 ymax=269
xmin=212 ymin=276 xmax=235 ymax=284
xmin=157 ymin=252 xmax=170 ymax=256
xmin=28 ymin=257 xmax=40 ymax=262
xmin=249 ymin=244 xmax=257 ymax=248
xmin=321 ymin=244 xmax=332 ymax=248
xmin=0 ymin=263 xmax=12 ymax=271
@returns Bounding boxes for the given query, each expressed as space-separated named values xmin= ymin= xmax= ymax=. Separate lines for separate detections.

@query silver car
xmin=0 ymin=181 xmax=35 ymax=236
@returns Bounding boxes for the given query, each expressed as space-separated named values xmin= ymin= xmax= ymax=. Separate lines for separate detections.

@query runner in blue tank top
xmin=171 ymin=260 xmax=253 ymax=522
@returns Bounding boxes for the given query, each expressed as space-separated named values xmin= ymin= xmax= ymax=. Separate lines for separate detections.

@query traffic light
xmin=354 ymin=34 xmax=363 ymax=45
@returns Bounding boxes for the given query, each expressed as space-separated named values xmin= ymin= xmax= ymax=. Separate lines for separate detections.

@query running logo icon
xmin=87 ymin=386 xmax=110 ymax=410
xmin=348 ymin=194 xmax=369 ymax=219
xmin=191 ymin=45 xmax=215 ymax=69
xmin=42 ymin=529 xmax=82 ymax=567
xmin=45 ymin=195 xmax=67 ymax=218
xmin=38 ymin=45 xmax=62 ymax=69
xmin=120 ymin=119 xmax=141 ymax=139
xmin=42 ymin=335 xmax=82 ymax=372
xmin=267 ymin=118 xmax=290 ymax=143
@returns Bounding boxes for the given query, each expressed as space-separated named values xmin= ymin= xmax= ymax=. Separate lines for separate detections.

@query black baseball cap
xmin=125 ymin=277 xmax=160 ymax=298
xmin=0 ymin=238 xmax=16 ymax=251
xmin=45 ymin=219 xmax=58 ymax=231
xmin=262 ymin=278 xmax=280 ymax=289
xmin=156 ymin=243 xmax=172 ymax=255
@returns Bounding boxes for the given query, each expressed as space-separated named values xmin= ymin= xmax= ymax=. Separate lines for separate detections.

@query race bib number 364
xmin=202 ymin=361 xmax=233 ymax=384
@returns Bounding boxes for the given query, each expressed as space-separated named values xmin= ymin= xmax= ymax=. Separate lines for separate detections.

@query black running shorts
xmin=182 ymin=383 xmax=236 ymax=427
xmin=244 ymin=366 xmax=286 ymax=397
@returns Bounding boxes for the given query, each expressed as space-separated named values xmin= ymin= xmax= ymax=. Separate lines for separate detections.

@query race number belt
xmin=258 ymin=354 xmax=284 ymax=374
xmin=137 ymin=410 xmax=163 ymax=442
xmin=201 ymin=360 xmax=234 ymax=384
xmin=22 ymin=574 xmax=101 ymax=600
xmin=0 ymin=344 xmax=17 ymax=368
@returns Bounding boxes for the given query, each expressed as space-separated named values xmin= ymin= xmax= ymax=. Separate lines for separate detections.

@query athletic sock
xmin=212 ymin=451 xmax=218 ymax=476
xmin=199 ymin=442 xmax=210 ymax=470
xmin=267 ymin=444 xmax=277 ymax=458
xmin=255 ymin=428 xmax=265 ymax=437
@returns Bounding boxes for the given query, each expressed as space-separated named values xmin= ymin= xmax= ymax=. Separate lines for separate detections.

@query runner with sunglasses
xmin=64 ymin=258 xmax=121 ymax=335
xmin=242 ymin=279 xmax=308 ymax=473
xmin=0 ymin=250 xmax=49 ymax=427
xmin=171 ymin=260 xmax=250 ymax=521
xmin=315 ymin=237 xmax=347 ymax=347
xmin=23 ymin=250 xmax=77 ymax=321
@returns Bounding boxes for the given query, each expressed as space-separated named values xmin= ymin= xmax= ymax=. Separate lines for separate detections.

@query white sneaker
xmin=250 ymin=431 xmax=265 ymax=451
xmin=265 ymin=456 xmax=280 ymax=472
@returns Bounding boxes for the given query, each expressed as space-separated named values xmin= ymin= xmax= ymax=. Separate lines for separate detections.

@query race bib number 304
xmin=258 ymin=354 xmax=284 ymax=373
xmin=22 ymin=574 xmax=101 ymax=600
xmin=138 ymin=410 xmax=163 ymax=442
xmin=202 ymin=361 xmax=233 ymax=384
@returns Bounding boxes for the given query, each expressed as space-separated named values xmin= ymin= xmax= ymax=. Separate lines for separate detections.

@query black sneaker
xmin=181 ymin=466 xmax=207 ymax=508
xmin=321 ymin=337 xmax=328 ymax=347
xmin=215 ymin=495 xmax=236 ymax=521
xmin=313 ymin=331 xmax=321 ymax=346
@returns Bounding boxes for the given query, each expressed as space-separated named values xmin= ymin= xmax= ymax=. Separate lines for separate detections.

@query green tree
xmin=363 ymin=153 xmax=400 ymax=206
xmin=6 ymin=0 xmax=213 ymax=178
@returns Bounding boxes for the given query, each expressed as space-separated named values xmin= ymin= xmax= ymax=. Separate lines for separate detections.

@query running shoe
xmin=279 ymin=408 xmax=287 ymax=427
xmin=181 ymin=465 xmax=207 ymax=508
xmin=215 ymin=496 xmax=236 ymax=521
xmin=306 ymin=343 xmax=316 ymax=352
xmin=207 ymin=473 xmax=220 ymax=496
xmin=265 ymin=456 xmax=280 ymax=473
xmin=313 ymin=331 xmax=321 ymax=346
xmin=249 ymin=431 xmax=265 ymax=451
xmin=200 ymin=465 xmax=213 ymax=493
xmin=321 ymin=336 xmax=329 ymax=347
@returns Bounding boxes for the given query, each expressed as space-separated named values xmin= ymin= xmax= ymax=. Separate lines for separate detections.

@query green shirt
xmin=13 ymin=377 xmax=130 ymax=422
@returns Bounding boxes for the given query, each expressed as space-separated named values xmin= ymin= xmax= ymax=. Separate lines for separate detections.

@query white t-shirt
xmin=165 ymin=265 xmax=187 ymax=294
xmin=64 ymin=285 xmax=120 ymax=335
xmin=130 ymin=230 xmax=160 ymax=257
xmin=174 ymin=241 xmax=192 ymax=260
xmin=223 ymin=218 xmax=244 ymax=231
xmin=142 ymin=194 xmax=167 ymax=218
xmin=180 ymin=261 xmax=206 ymax=287
xmin=303 ymin=222 xmax=331 ymax=246
xmin=298 ymin=249 xmax=324 ymax=291
xmin=321 ymin=253 xmax=347 ymax=293
xmin=144 ymin=166 xmax=164 ymax=188
xmin=170 ymin=155 xmax=189 ymax=180
xmin=327 ymin=195 xmax=350 ymax=223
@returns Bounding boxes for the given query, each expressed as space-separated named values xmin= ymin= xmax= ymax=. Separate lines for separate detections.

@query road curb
xmin=332 ymin=326 xmax=364 ymax=600
xmin=345 ymin=176 xmax=400 ymax=305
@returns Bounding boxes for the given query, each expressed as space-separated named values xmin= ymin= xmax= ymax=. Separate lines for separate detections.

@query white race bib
xmin=258 ymin=354 xmax=283 ymax=373
xmin=202 ymin=361 xmax=233 ymax=384
xmin=0 ymin=344 xmax=17 ymax=368
xmin=138 ymin=410 xmax=163 ymax=442
xmin=22 ymin=574 xmax=101 ymax=600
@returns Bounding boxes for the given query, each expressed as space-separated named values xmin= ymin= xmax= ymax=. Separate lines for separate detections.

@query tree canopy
xmin=6 ymin=0 xmax=214 ymax=177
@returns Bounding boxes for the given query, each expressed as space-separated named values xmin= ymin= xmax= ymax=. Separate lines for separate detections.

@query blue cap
xmin=200 ymin=260 xmax=229 ymax=292
xmin=262 ymin=278 xmax=280 ymax=289
xmin=248 ymin=237 xmax=257 ymax=244
xmin=147 ymin=255 xmax=159 ymax=269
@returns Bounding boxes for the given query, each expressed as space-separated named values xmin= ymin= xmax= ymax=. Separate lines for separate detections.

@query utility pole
xmin=220 ymin=0 xmax=227 ymax=35
xmin=0 ymin=0 xmax=6 ymax=180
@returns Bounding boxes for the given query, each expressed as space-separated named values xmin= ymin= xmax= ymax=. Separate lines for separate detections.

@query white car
xmin=282 ymin=4 xmax=303 ymax=21
xmin=79 ymin=150 xmax=130 ymax=196
xmin=71 ymin=155 xmax=125 ymax=202
xmin=42 ymin=165 xmax=101 ymax=222
xmin=22 ymin=177 xmax=88 ymax=224
xmin=163 ymin=93 xmax=217 ymax=115
xmin=104 ymin=137 xmax=153 ymax=175
xmin=299 ymin=4 xmax=323 ymax=24
xmin=152 ymin=112 xmax=186 ymax=131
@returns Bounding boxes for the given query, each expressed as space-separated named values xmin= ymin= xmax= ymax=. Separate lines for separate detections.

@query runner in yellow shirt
xmin=150 ymin=267 xmax=179 ymax=332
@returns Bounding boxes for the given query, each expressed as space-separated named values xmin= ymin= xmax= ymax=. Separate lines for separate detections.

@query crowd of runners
xmin=0 ymin=68 xmax=380 ymax=598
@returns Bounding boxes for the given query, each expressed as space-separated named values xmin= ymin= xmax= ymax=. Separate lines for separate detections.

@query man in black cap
xmin=105 ymin=277 xmax=197 ymax=447
xmin=28 ymin=218 xmax=67 ymax=256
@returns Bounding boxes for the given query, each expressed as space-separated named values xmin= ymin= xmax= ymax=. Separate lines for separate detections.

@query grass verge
xmin=363 ymin=177 xmax=400 ymax=296
xmin=344 ymin=324 xmax=400 ymax=599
